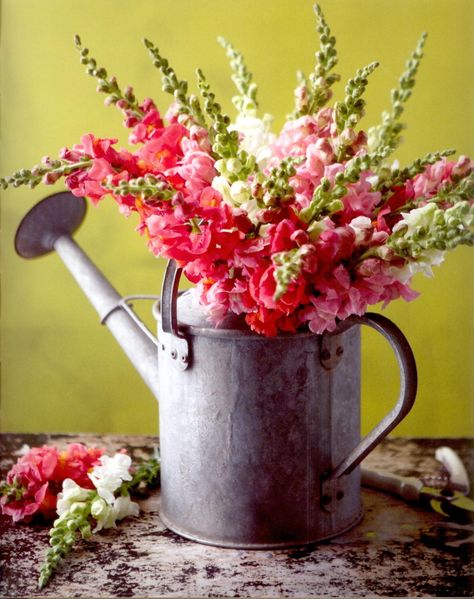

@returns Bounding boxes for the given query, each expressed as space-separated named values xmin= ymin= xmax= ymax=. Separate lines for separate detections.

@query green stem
xmin=143 ymin=38 xmax=205 ymax=126
xmin=74 ymin=35 xmax=144 ymax=119
xmin=0 ymin=159 xmax=93 ymax=190
xmin=39 ymin=500 xmax=94 ymax=589
xmin=102 ymin=176 xmax=175 ymax=201
xmin=369 ymin=32 xmax=427 ymax=155
xmin=218 ymin=37 xmax=258 ymax=116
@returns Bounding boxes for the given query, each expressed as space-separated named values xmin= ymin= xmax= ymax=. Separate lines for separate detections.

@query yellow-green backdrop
xmin=1 ymin=0 xmax=473 ymax=436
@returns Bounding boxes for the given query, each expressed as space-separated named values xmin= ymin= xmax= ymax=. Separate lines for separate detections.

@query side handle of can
xmin=159 ymin=260 xmax=190 ymax=370
xmin=321 ymin=313 xmax=417 ymax=509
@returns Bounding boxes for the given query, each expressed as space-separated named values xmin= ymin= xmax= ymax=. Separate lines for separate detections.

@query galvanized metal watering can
xmin=15 ymin=192 xmax=418 ymax=548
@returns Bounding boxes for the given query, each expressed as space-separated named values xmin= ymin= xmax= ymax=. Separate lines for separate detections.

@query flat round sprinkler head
xmin=15 ymin=192 xmax=87 ymax=259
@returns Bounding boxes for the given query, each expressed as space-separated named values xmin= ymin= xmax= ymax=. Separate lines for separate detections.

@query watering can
xmin=15 ymin=191 xmax=417 ymax=548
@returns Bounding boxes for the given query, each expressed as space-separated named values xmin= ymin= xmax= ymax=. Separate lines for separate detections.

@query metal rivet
xmin=171 ymin=349 xmax=177 ymax=359
xmin=321 ymin=349 xmax=331 ymax=361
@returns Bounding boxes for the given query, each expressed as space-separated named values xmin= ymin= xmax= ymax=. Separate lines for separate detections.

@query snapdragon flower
xmin=229 ymin=114 xmax=276 ymax=169
xmin=91 ymin=495 xmax=140 ymax=532
xmin=388 ymin=199 xmax=473 ymax=275
xmin=38 ymin=450 xmax=160 ymax=589
xmin=0 ymin=444 xmax=104 ymax=523
xmin=56 ymin=479 xmax=93 ymax=516
xmin=88 ymin=453 xmax=133 ymax=504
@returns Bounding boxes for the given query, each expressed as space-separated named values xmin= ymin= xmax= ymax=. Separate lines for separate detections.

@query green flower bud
xmin=226 ymin=158 xmax=242 ymax=174
xmin=320 ymin=177 xmax=330 ymax=191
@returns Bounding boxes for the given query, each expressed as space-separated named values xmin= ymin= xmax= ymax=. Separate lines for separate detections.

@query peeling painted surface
xmin=1 ymin=434 xmax=473 ymax=597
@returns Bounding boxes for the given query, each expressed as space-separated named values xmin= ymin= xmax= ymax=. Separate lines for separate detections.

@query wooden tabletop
xmin=1 ymin=434 xmax=473 ymax=598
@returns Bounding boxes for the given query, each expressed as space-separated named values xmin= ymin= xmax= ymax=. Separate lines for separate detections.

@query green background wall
xmin=1 ymin=0 xmax=473 ymax=436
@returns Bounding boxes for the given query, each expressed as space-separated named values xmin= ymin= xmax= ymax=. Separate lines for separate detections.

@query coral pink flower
xmin=66 ymin=159 xmax=115 ymax=203
xmin=128 ymin=101 xmax=164 ymax=144
xmin=146 ymin=213 xmax=211 ymax=261
xmin=137 ymin=123 xmax=188 ymax=170
xmin=54 ymin=444 xmax=105 ymax=489
xmin=272 ymin=114 xmax=329 ymax=160
xmin=169 ymin=151 xmax=217 ymax=198
xmin=315 ymin=225 xmax=356 ymax=271
xmin=1 ymin=446 xmax=59 ymax=522
xmin=245 ymin=306 xmax=300 ymax=337
xmin=412 ymin=158 xmax=454 ymax=198
xmin=1 ymin=444 xmax=104 ymax=523
xmin=249 ymin=265 xmax=308 ymax=314
xmin=338 ymin=172 xmax=382 ymax=223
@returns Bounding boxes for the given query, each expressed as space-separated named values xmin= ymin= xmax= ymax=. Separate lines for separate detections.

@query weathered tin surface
xmin=157 ymin=290 xmax=363 ymax=547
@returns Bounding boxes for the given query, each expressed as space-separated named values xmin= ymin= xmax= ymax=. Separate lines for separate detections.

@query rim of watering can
xmin=152 ymin=290 xmax=346 ymax=340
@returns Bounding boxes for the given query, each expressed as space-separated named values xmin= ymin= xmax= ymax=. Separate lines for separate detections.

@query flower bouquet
xmin=1 ymin=5 xmax=472 ymax=337
xmin=0 ymin=443 xmax=159 ymax=588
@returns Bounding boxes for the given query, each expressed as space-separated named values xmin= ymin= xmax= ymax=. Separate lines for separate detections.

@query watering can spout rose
xmin=15 ymin=191 xmax=418 ymax=547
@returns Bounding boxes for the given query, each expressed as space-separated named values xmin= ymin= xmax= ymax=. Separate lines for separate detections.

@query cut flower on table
xmin=1 ymin=4 xmax=472 ymax=337
xmin=0 ymin=443 xmax=104 ymax=523
xmin=0 ymin=443 xmax=160 ymax=589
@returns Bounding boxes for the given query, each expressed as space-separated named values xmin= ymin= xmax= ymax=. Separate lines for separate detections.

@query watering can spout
xmin=14 ymin=192 xmax=161 ymax=400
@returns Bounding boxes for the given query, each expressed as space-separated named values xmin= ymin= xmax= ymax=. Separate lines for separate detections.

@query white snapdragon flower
xmin=238 ymin=199 xmax=260 ymax=224
xmin=56 ymin=479 xmax=92 ymax=516
xmin=214 ymin=157 xmax=244 ymax=179
xmin=212 ymin=176 xmax=233 ymax=205
xmin=90 ymin=496 xmax=139 ymax=533
xmin=390 ymin=250 xmax=445 ymax=282
xmin=212 ymin=177 xmax=252 ymax=206
xmin=391 ymin=204 xmax=446 ymax=278
xmin=392 ymin=203 xmax=437 ymax=236
xmin=212 ymin=176 xmax=260 ymax=224
xmin=88 ymin=453 xmax=133 ymax=505
xmin=229 ymin=180 xmax=252 ymax=205
xmin=229 ymin=114 xmax=276 ymax=169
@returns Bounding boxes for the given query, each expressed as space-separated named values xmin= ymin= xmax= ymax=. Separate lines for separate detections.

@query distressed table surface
xmin=0 ymin=434 xmax=473 ymax=598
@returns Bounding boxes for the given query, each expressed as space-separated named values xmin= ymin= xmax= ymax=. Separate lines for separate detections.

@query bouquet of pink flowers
xmin=1 ymin=5 xmax=473 ymax=336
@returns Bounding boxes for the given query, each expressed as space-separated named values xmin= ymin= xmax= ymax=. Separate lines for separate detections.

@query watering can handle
xmin=161 ymin=260 xmax=182 ymax=337
xmin=159 ymin=260 xmax=190 ymax=370
xmin=322 ymin=313 xmax=417 ymax=492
